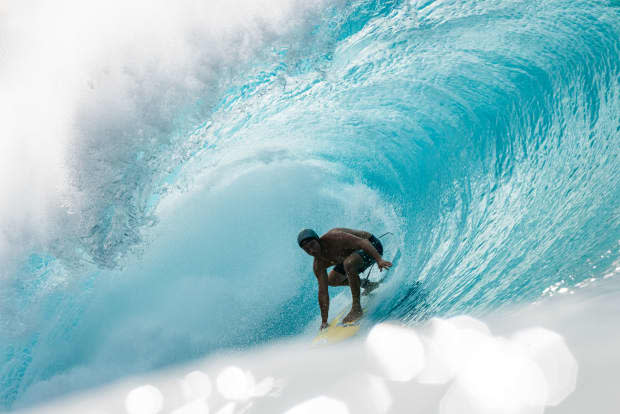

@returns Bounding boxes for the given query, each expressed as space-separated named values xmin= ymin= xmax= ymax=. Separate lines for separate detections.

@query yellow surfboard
xmin=311 ymin=305 xmax=366 ymax=345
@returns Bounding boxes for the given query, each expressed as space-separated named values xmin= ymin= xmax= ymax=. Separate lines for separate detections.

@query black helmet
xmin=297 ymin=229 xmax=319 ymax=247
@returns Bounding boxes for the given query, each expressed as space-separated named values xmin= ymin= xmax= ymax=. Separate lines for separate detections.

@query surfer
xmin=297 ymin=228 xmax=392 ymax=329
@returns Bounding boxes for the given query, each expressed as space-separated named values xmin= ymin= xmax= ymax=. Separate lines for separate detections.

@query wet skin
xmin=300 ymin=228 xmax=393 ymax=328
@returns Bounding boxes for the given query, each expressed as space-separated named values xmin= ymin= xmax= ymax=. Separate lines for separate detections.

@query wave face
xmin=1 ymin=0 xmax=619 ymax=409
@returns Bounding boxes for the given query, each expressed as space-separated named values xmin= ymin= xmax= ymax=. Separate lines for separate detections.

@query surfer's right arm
xmin=313 ymin=259 xmax=330 ymax=330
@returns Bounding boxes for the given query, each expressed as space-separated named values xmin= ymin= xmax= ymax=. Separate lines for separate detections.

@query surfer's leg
xmin=342 ymin=253 xmax=364 ymax=324
xmin=328 ymin=268 xmax=349 ymax=286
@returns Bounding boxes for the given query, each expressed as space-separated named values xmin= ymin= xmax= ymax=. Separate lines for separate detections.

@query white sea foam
xmin=13 ymin=276 xmax=620 ymax=414
xmin=0 ymin=0 xmax=334 ymax=271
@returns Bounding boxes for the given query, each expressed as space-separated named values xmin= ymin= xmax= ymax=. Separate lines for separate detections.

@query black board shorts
xmin=333 ymin=235 xmax=383 ymax=275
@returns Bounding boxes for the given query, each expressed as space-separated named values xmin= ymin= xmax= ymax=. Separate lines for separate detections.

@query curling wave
xmin=0 ymin=0 xmax=618 ymax=409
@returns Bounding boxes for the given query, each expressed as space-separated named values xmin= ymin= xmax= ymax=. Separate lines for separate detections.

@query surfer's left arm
xmin=333 ymin=232 xmax=393 ymax=271
xmin=360 ymin=239 xmax=393 ymax=271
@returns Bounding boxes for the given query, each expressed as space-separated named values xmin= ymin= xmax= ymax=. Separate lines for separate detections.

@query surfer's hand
xmin=377 ymin=259 xmax=392 ymax=271
xmin=320 ymin=322 xmax=329 ymax=331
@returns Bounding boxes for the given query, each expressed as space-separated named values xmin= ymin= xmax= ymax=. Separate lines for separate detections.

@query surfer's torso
xmin=314 ymin=228 xmax=372 ymax=267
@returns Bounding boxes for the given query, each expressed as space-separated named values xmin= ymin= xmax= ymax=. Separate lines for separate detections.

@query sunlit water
xmin=0 ymin=0 xmax=618 ymax=412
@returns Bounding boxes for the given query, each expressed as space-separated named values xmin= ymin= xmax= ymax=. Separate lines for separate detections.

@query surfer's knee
xmin=328 ymin=269 xmax=347 ymax=286
xmin=343 ymin=256 xmax=362 ymax=275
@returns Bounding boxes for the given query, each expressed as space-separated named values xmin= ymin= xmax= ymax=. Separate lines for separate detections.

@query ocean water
xmin=0 ymin=0 xmax=618 ymax=412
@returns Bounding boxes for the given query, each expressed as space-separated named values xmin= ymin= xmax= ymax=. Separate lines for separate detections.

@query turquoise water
xmin=1 ymin=0 xmax=619 ymax=410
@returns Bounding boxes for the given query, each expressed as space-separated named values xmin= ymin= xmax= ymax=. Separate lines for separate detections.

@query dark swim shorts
xmin=333 ymin=234 xmax=383 ymax=275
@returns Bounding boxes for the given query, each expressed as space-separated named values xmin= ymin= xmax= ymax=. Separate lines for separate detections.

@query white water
xmin=14 ymin=267 xmax=620 ymax=414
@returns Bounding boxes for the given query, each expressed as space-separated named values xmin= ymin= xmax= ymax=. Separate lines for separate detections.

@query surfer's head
xmin=298 ymin=228 xmax=320 ymax=256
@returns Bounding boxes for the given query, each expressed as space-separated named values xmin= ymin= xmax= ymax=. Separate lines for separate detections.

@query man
xmin=297 ymin=228 xmax=392 ymax=329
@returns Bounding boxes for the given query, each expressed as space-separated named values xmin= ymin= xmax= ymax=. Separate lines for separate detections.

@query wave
xmin=0 ymin=0 xmax=618 ymax=409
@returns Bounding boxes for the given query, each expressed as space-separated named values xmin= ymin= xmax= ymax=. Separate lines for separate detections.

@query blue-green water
xmin=1 ymin=0 xmax=618 ymax=409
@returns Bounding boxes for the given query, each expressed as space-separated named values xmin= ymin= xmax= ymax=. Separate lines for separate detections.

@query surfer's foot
xmin=361 ymin=280 xmax=380 ymax=296
xmin=343 ymin=307 xmax=363 ymax=324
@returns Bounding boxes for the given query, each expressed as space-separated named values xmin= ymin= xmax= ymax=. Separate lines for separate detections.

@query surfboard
xmin=312 ymin=249 xmax=401 ymax=345
xmin=311 ymin=303 xmax=367 ymax=345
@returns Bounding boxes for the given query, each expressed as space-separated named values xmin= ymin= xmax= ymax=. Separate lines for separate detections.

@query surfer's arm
xmin=313 ymin=260 xmax=329 ymax=325
xmin=358 ymin=238 xmax=393 ymax=270
xmin=357 ymin=238 xmax=383 ymax=263
xmin=328 ymin=232 xmax=392 ymax=271
xmin=331 ymin=232 xmax=383 ymax=262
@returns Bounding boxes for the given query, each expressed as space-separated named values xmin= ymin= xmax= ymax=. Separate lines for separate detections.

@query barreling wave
xmin=0 ymin=0 xmax=618 ymax=410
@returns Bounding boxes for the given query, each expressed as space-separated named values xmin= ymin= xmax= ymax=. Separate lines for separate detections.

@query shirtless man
xmin=297 ymin=228 xmax=392 ymax=329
